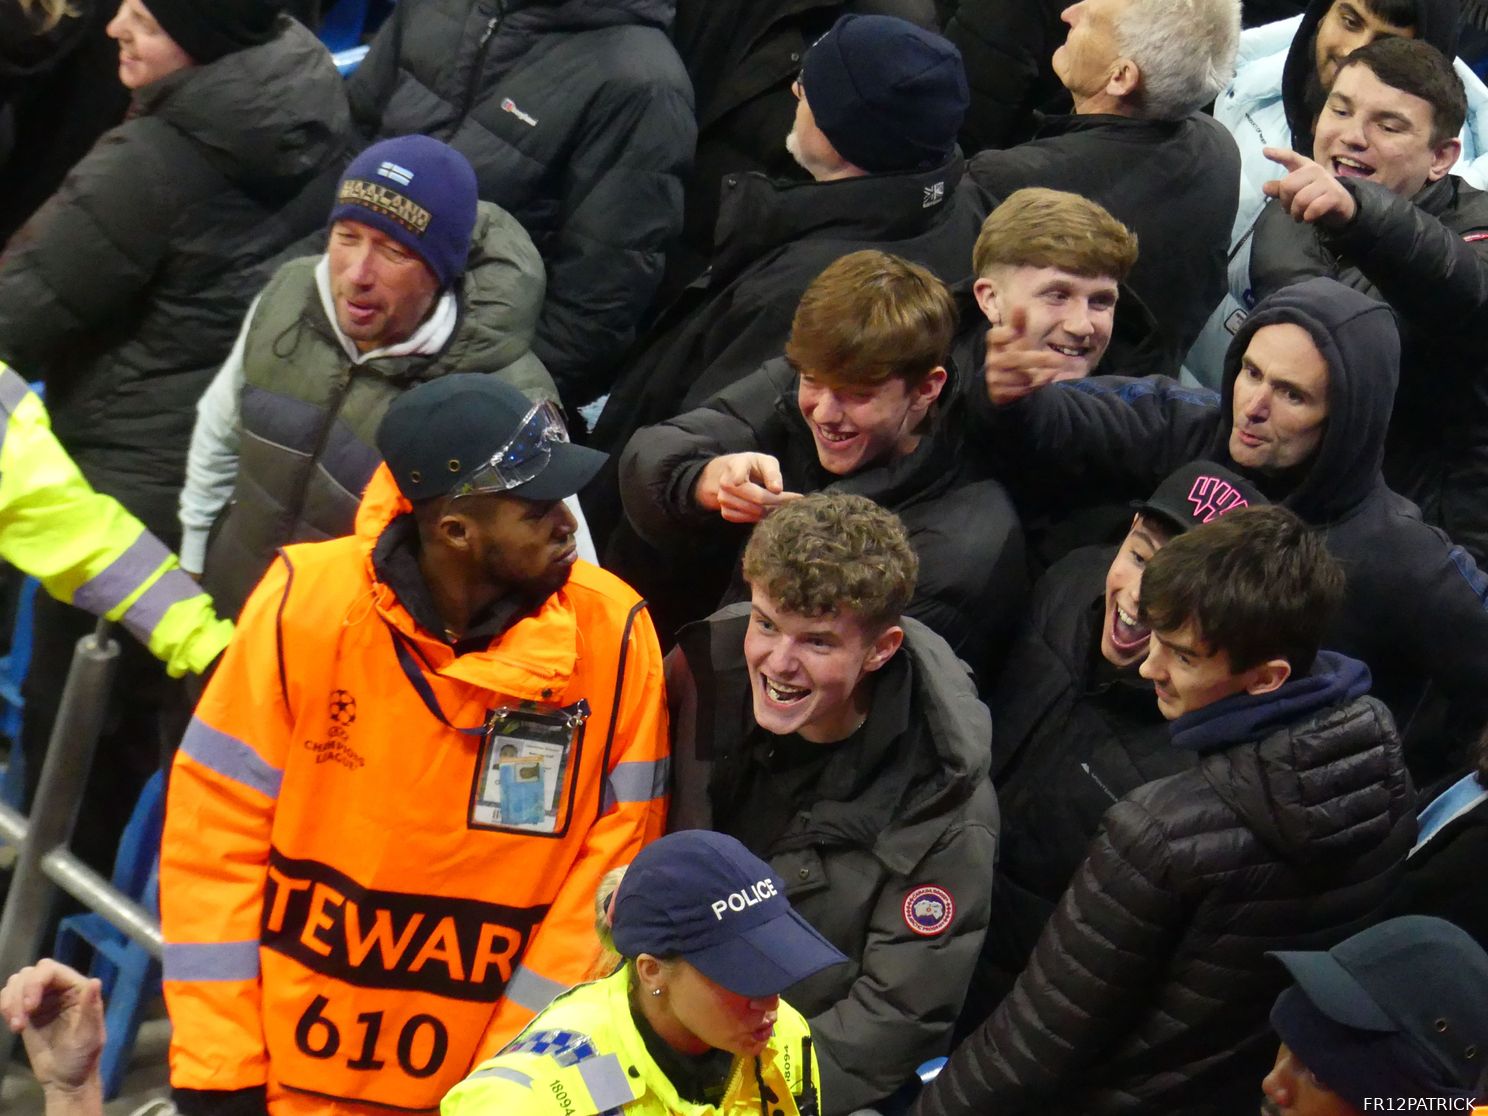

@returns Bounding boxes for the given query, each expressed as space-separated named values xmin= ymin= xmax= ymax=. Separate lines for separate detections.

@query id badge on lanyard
xmin=469 ymin=700 xmax=590 ymax=835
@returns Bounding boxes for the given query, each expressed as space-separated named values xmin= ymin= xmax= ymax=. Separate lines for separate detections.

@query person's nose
xmin=106 ymin=1 xmax=128 ymax=39
xmin=1338 ymin=114 xmax=1368 ymax=150
xmin=1065 ymin=300 xmax=1095 ymax=338
xmin=810 ymin=389 xmax=843 ymax=425
xmin=748 ymin=994 xmax=780 ymax=1018
xmin=346 ymin=244 xmax=377 ymax=286
xmin=1138 ymin=642 xmax=1163 ymax=682
xmin=552 ymin=501 xmax=577 ymax=539
xmin=1243 ymin=384 xmax=1271 ymax=422
xmin=764 ymin=638 xmax=800 ymax=678
xmin=1061 ymin=2 xmax=1081 ymax=27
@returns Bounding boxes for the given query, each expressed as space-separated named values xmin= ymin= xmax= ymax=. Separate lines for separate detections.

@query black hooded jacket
xmin=916 ymin=653 xmax=1416 ymax=1116
xmin=346 ymin=0 xmax=696 ymax=408
xmin=1278 ymin=0 xmax=1461 ymax=158
xmin=1250 ymin=176 xmax=1488 ymax=563
xmin=968 ymin=276 xmax=1488 ymax=785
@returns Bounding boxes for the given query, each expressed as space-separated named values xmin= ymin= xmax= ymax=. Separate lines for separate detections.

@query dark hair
xmin=1138 ymin=505 xmax=1345 ymax=674
xmin=1358 ymin=0 xmax=1421 ymax=29
xmin=1336 ymin=36 xmax=1467 ymax=144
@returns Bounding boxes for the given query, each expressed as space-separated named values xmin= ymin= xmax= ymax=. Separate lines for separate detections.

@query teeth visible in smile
xmin=764 ymin=678 xmax=809 ymax=702
xmin=818 ymin=429 xmax=855 ymax=443
xmin=1117 ymin=605 xmax=1137 ymax=626
xmin=1335 ymin=157 xmax=1371 ymax=172
xmin=1050 ymin=344 xmax=1086 ymax=357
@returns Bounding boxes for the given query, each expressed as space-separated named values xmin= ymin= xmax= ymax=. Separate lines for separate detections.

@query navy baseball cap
xmin=1132 ymin=460 xmax=1268 ymax=535
xmin=377 ymin=375 xmax=606 ymax=502
xmin=611 ymin=831 xmax=847 ymax=998
xmin=1270 ymin=916 xmax=1488 ymax=1100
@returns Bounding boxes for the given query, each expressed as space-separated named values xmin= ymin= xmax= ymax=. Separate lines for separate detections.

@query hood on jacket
xmin=675 ymin=602 xmax=991 ymax=872
xmin=137 ymin=17 xmax=349 ymax=196
xmin=438 ymin=202 xmax=556 ymax=400
xmin=1281 ymin=0 xmax=1461 ymax=154
xmin=1207 ymin=275 xmax=1398 ymax=523
xmin=1194 ymin=652 xmax=1411 ymax=865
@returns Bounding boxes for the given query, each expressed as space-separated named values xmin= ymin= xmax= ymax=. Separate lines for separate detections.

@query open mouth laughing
xmin=1331 ymin=155 xmax=1374 ymax=178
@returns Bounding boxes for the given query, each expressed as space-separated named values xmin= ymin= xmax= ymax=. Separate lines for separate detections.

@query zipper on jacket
xmin=461 ymin=3 xmax=505 ymax=122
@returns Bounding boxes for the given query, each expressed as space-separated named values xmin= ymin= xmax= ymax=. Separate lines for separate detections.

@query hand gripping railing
xmin=0 ymin=620 xmax=159 ymax=1079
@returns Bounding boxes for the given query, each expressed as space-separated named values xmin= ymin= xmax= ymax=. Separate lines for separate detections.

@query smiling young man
xmin=179 ymin=134 xmax=560 ymax=620
xmin=919 ymin=504 xmax=1415 ymax=1116
xmin=621 ymin=249 xmax=1025 ymax=682
xmin=665 ymin=492 xmax=998 ymax=1116
xmin=161 ymin=374 xmax=670 ymax=1116
xmin=1247 ymin=36 xmax=1488 ymax=561
xmin=968 ymin=461 xmax=1266 ymax=1025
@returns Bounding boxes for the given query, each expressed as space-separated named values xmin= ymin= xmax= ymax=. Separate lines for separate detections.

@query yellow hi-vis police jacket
xmin=442 ymin=966 xmax=822 ymax=1116
xmin=0 ymin=362 xmax=231 ymax=676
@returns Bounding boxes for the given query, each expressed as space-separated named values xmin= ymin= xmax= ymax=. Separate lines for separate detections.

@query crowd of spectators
xmin=5 ymin=0 xmax=1488 ymax=1113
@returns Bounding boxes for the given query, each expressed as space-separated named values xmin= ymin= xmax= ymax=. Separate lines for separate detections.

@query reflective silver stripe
xmin=72 ymin=531 xmax=172 ymax=618
xmin=118 ymin=567 xmax=204 ymax=645
xmin=504 ymin=965 xmax=567 ymax=1013
xmin=0 ymin=366 xmax=32 ymax=416
xmin=163 ymin=939 xmax=260 ymax=982
xmin=181 ymin=717 xmax=283 ymax=799
xmin=577 ymin=1054 xmax=635 ymax=1110
xmin=468 ymin=1066 xmax=533 ymax=1088
xmin=602 ymin=757 xmax=669 ymax=812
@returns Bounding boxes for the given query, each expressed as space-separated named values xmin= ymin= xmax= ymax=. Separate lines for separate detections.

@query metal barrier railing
xmin=0 ymin=620 xmax=160 ymax=1079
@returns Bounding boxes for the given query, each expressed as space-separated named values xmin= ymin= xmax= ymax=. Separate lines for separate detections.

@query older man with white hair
xmin=969 ymin=0 xmax=1245 ymax=372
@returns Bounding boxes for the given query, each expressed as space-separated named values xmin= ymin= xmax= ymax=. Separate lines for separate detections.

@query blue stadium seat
xmin=53 ymin=770 xmax=166 ymax=1099
xmin=0 ymin=575 xmax=39 ymax=809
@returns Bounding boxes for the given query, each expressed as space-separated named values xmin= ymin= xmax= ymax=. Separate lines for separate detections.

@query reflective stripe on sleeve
xmin=577 ymin=1054 xmax=635 ymax=1110
xmin=72 ymin=532 xmax=172 ymax=618
xmin=601 ymin=757 xmax=669 ymax=812
xmin=163 ymin=939 xmax=261 ymax=982
xmin=118 ymin=567 xmax=205 ymax=647
xmin=181 ymin=717 xmax=283 ymax=800
xmin=504 ymin=964 xmax=568 ymax=1014
xmin=468 ymin=1066 xmax=534 ymax=1088
xmin=0 ymin=366 xmax=31 ymax=417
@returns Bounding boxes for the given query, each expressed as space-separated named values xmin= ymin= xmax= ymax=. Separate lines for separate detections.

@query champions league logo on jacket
xmin=903 ymin=885 xmax=954 ymax=937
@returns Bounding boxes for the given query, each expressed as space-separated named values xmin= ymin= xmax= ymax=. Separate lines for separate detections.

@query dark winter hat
xmin=799 ymin=14 xmax=968 ymax=174
xmin=1268 ymin=916 xmax=1488 ymax=1108
xmin=142 ymin=0 xmax=282 ymax=64
xmin=376 ymin=375 xmax=607 ymax=503
xmin=328 ymin=135 xmax=478 ymax=289
xmin=612 ymin=831 xmax=848 ymax=998
xmin=1132 ymin=461 xmax=1268 ymax=535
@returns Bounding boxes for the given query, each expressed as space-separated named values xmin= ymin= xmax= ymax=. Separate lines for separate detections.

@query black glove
xmin=172 ymin=1085 xmax=269 ymax=1116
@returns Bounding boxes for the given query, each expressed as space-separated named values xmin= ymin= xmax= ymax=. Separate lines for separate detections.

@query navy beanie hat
xmin=800 ymin=14 xmax=969 ymax=174
xmin=143 ymin=0 xmax=282 ymax=64
xmin=328 ymin=135 xmax=478 ymax=289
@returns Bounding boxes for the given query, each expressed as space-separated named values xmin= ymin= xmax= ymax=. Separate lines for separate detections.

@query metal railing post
xmin=0 ymin=619 xmax=119 ymax=1078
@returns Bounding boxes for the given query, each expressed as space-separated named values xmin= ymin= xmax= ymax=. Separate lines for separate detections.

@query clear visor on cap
xmin=449 ymin=399 xmax=569 ymax=498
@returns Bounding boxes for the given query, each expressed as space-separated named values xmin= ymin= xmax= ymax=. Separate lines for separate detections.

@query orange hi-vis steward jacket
xmin=161 ymin=465 xmax=670 ymax=1115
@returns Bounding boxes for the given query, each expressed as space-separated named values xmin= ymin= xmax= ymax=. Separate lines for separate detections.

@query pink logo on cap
xmin=1187 ymin=476 xmax=1249 ymax=524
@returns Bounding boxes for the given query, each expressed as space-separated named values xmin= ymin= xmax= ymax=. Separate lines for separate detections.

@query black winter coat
xmin=1250 ymin=176 xmax=1488 ymax=564
xmin=918 ymin=659 xmax=1416 ymax=1116
xmin=588 ymin=154 xmax=992 ymax=546
xmin=0 ymin=0 xmax=128 ymax=244
xmin=939 ymin=0 xmax=1069 ymax=153
xmin=347 ymin=0 xmax=695 ymax=408
xmin=968 ymin=112 xmax=1241 ymax=371
xmin=1390 ymin=786 xmax=1488 ymax=953
xmin=968 ymin=277 xmax=1488 ymax=787
xmin=616 ymin=357 xmax=1026 ymax=677
xmin=970 ymin=546 xmax=1189 ymax=1018
xmin=669 ymin=605 xmax=998 ymax=1115
xmin=0 ymin=18 xmax=349 ymax=543
xmin=663 ymin=0 xmax=937 ymax=301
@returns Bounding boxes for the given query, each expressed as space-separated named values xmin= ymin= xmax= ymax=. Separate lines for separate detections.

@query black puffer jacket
xmin=968 ymin=111 xmax=1241 ymax=371
xmin=939 ymin=0 xmax=1069 ymax=152
xmin=663 ymin=0 xmax=937 ymax=300
xmin=970 ymin=546 xmax=1189 ymax=1019
xmin=917 ymin=653 xmax=1416 ymax=1116
xmin=669 ymin=604 xmax=998 ymax=1115
xmin=347 ymin=0 xmax=695 ymax=408
xmin=1250 ymin=176 xmax=1488 ymax=563
xmin=617 ymin=357 xmax=1026 ymax=677
xmin=968 ymin=277 xmax=1488 ymax=786
xmin=0 ymin=18 xmax=349 ymax=544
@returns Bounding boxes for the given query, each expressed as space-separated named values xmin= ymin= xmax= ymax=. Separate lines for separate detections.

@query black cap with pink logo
xmin=1132 ymin=461 xmax=1269 ymax=536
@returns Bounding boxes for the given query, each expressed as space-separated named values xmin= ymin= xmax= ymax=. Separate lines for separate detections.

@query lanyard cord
xmin=389 ymin=627 xmax=488 ymax=736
